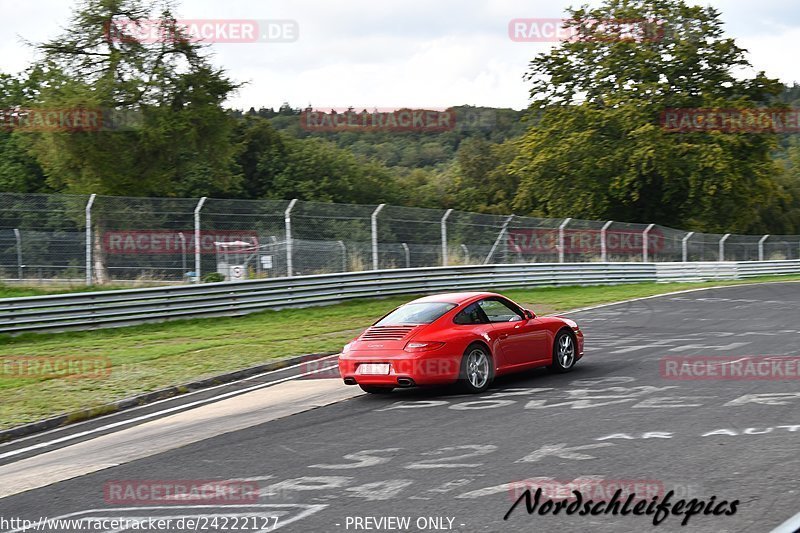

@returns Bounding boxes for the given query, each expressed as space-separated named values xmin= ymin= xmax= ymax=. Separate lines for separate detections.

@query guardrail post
xmin=85 ymin=193 xmax=96 ymax=285
xmin=600 ymin=220 xmax=613 ymax=262
xmin=337 ymin=240 xmax=347 ymax=272
xmin=719 ymin=233 xmax=731 ymax=261
xmin=401 ymin=242 xmax=410 ymax=268
xmin=461 ymin=244 xmax=470 ymax=264
xmin=13 ymin=228 xmax=22 ymax=279
xmin=758 ymin=234 xmax=769 ymax=261
xmin=284 ymin=198 xmax=298 ymax=277
xmin=193 ymin=196 xmax=207 ymax=283
xmin=558 ymin=218 xmax=572 ymax=263
xmin=371 ymin=204 xmax=385 ymax=270
xmin=441 ymin=208 xmax=453 ymax=266
xmin=682 ymin=232 xmax=694 ymax=262
xmin=643 ymin=223 xmax=655 ymax=262
xmin=484 ymin=215 xmax=514 ymax=264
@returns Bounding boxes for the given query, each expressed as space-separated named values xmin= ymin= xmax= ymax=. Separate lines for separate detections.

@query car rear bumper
xmin=338 ymin=351 xmax=461 ymax=387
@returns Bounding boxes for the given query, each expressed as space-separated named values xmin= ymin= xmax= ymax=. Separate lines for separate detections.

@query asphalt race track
xmin=1 ymin=282 xmax=799 ymax=533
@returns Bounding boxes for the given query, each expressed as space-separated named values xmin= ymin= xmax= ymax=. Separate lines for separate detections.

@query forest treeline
xmin=1 ymin=0 xmax=800 ymax=234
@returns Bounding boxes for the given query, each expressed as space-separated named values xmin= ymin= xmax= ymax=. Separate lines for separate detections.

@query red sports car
xmin=338 ymin=292 xmax=583 ymax=394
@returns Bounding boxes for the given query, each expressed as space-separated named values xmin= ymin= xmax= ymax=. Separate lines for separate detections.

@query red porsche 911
xmin=338 ymin=292 xmax=583 ymax=394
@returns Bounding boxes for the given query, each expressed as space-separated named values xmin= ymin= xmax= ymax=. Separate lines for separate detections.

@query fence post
xmin=193 ymin=196 xmax=207 ymax=283
xmin=401 ymin=242 xmax=410 ymax=268
xmin=85 ymin=194 xmax=96 ymax=286
xmin=758 ymin=234 xmax=769 ymax=261
xmin=484 ymin=215 xmax=514 ymax=264
xmin=337 ymin=240 xmax=347 ymax=272
xmin=558 ymin=218 xmax=572 ymax=263
xmin=682 ymin=232 xmax=694 ymax=262
xmin=371 ymin=204 xmax=385 ymax=270
xmin=177 ymin=232 xmax=187 ymax=276
xmin=284 ymin=198 xmax=298 ymax=277
xmin=441 ymin=208 xmax=453 ymax=266
xmin=642 ymin=223 xmax=655 ymax=262
xmin=719 ymin=233 xmax=730 ymax=261
xmin=13 ymin=228 xmax=22 ymax=279
xmin=600 ymin=220 xmax=613 ymax=262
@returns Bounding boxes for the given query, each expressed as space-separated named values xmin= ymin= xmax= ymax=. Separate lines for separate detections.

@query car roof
xmin=409 ymin=292 xmax=501 ymax=305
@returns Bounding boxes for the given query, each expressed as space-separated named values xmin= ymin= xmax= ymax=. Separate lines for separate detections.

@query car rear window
xmin=375 ymin=302 xmax=456 ymax=326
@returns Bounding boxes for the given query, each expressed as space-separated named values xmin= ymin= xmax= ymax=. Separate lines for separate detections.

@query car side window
xmin=453 ymin=303 xmax=488 ymax=325
xmin=478 ymin=298 xmax=524 ymax=323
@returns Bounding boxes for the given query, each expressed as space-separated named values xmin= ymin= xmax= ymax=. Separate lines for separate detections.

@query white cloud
xmin=1 ymin=0 xmax=798 ymax=111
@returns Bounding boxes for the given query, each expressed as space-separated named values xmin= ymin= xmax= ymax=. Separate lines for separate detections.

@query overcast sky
xmin=1 ymin=0 xmax=797 ymax=111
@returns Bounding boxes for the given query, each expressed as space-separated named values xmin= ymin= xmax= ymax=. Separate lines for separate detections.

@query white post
xmin=401 ymin=242 xmax=410 ymax=268
xmin=177 ymin=232 xmax=187 ymax=277
xmin=682 ymin=232 xmax=694 ymax=262
xmin=441 ymin=208 xmax=453 ymax=266
xmin=719 ymin=233 xmax=730 ymax=261
xmin=284 ymin=198 xmax=298 ymax=277
xmin=758 ymin=234 xmax=769 ymax=261
xmin=85 ymin=193 xmax=96 ymax=286
xmin=371 ymin=203 xmax=385 ymax=270
xmin=600 ymin=220 xmax=613 ymax=262
xmin=484 ymin=215 xmax=514 ymax=264
xmin=558 ymin=218 xmax=572 ymax=263
xmin=337 ymin=240 xmax=347 ymax=272
xmin=13 ymin=228 xmax=22 ymax=279
xmin=461 ymin=243 xmax=470 ymax=264
xmin=193 ymin=196 xmax=207 ymax=283
xmin=642 ymin=223 xmax=655 ymax=262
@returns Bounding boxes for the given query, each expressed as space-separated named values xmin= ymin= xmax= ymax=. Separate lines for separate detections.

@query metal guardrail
xmin=1 ymin=260 xmax=798 ymax=334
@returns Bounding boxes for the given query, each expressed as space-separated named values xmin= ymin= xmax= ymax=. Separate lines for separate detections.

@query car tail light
xmin=404 ymin=341 xmax=445 ymax=353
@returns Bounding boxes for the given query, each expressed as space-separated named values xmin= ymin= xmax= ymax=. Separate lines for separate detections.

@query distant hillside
xmin=231 ymin=105 xmax=527 ymax=171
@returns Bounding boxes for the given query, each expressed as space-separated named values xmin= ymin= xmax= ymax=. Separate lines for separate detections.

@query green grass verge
xmin=1 ymin=274 xmax=798 ymax=430
xmin=0 ymin=283 xmax=161 ymax=299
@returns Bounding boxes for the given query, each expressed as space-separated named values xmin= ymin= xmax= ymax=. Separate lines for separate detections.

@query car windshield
xmin=375 ymin=302 xmax=456 ymax=326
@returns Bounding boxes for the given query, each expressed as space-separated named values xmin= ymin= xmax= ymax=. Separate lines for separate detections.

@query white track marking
xmin=0 ymin=354 xmax=338 ymax=450
xmin=0 ymin=364 xmax=340 ymax=461
xmin=771 ymin=510 xmax=800 ymax=533
xmin=550 ymin=279 xmax=800 ymax=317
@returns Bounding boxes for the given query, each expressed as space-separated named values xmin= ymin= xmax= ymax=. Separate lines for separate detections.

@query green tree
xmin=450 ymin=138 xmax=520 ymax=214
xmin=0 ymin=71 xmax=47 ymax=192
xmin=273 ymin=137 xmax=397 ymax=204
xmin=233 ymin=116 xmax=289 ymax=199
xmin=23 ymin=0 xmax=241 ymax=197
xmin=512 ymin=0 xmax=786 ymax=233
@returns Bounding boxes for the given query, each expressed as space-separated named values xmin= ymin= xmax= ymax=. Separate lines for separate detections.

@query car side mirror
xmin=524 ymin=309 xmax=535 ymax=319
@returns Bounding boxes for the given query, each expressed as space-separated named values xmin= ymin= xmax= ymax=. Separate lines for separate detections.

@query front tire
xmin=460 ymin=344 xmax=494 ymax=393
xmin=550 ymin=330 xmax=577 ymax=373
xmin=359 ymin=385 xmax=394 ymax=394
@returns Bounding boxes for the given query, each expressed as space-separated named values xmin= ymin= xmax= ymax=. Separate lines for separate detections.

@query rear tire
xmin=459 ymin=344 xmax=494 ymax=393
xmin=550 ymin=330 xmax=577 ymax=373
xmin=359 ymin=385 xmax=394 ymax=394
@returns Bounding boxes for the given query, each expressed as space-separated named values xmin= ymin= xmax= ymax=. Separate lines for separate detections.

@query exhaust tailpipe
xmin=396 ymin=377 xmax=415 ymax=388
